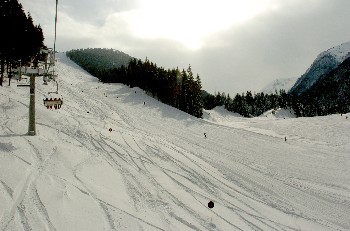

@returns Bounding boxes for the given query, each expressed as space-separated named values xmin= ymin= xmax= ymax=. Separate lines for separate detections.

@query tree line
xmin=66 ymin=49 xmax=203 ymax=118
xmin=203 ymin=89 xmax=298 ymax=117
xmin=0 ymin=0 xmax=44 ymax=86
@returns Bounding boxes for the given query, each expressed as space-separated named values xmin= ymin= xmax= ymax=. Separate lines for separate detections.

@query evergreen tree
xmin=180 ymin=69 xmax=189 ymax=112
xmin=193 ymin=74 xmax=203 ymax=118
xmin=225 ymin=94 xmax=232 ymax=110
xmin=186 ymin=65 xmax=195 ymax=114
xmin=202 ymin=91 xmax=216 ymax=110
xmin=0 ymin=0 xmax=44 ymax=86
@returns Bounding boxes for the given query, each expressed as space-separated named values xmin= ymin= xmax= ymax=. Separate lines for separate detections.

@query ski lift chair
xmin=43 ymin=98 xmax=63 ymax=109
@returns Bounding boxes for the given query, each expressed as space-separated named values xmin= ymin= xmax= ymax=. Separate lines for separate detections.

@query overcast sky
xmin=19 ymin=0 xmax=350 ymax=94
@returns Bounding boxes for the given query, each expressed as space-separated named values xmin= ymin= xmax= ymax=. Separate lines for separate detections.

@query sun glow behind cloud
xmin=20 ymin=0 xmax=281 ymax=51
xmin=19 ymin=0 xmax=350 ymax=94
xmin=122 ymin=0 xmax=279 ymax=49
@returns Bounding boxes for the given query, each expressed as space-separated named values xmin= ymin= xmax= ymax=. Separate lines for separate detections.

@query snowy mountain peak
xmin=261 ymin=77 xmax=298 ymax=94
xmin=290 ymin=41 xmax=350 ymax=95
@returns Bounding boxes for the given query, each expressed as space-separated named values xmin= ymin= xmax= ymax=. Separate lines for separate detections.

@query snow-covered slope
xmin=290 ymin=41 xmax=350 ymax=95
xmin=0 ymin=53 xmax=349 ymax=231
xmin=261 ymin=77 xmax=298 ymax=94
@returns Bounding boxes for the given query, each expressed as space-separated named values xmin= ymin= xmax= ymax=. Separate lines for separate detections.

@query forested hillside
xmin=289 ymin=53 xmax=338 ymax=96
xmin=66 ymin=48 xmax=132 ymax=77
xmin=67 ymin=49 xmax=203 ymax=118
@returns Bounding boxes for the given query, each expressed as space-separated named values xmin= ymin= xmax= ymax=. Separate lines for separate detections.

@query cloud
xmin=59 ymin=0 xmax=139 ymax=25
xmin=117 ymin=0 xmax=282 ymax=50
xmin=18 ymin=0 xmax=350 ymax=94
xmin=189 ymin=0 xmax=350 ymax=94
xmin=30 ymin=0 xmax=286 ymax=50
xmin=19 ymin=0 xmax=55 ymax=38
xmin=19 ymin=0 xmax=139 ymax=49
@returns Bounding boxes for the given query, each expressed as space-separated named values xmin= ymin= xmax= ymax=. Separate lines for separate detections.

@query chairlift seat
xmin=43 ymin=98 xmax=63 ymax=109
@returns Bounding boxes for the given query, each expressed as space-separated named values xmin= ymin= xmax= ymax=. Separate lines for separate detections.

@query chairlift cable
xmin=53 ymin=0 xmax=58 ymax=59
xmin=52 ymin=0 xmax=59 ymax=91
xmin=43 ymin=0 xmax=63 ymax=109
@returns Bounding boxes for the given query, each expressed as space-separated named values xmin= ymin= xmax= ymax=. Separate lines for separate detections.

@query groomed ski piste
xmin=0 ymin=53 xmax=349 ymax=231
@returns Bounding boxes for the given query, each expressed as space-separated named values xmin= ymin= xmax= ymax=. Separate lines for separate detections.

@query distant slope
xmin=261 ymin=77 xmax=298 ymax=94
xmin=66 ymin=48 xmax=133 ymax=76
xmin=289 ymin=41 xmax=350 ymax=96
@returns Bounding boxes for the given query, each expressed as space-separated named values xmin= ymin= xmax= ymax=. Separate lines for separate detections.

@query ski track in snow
xmin=0 ymin=53 xmax=349 ymax=230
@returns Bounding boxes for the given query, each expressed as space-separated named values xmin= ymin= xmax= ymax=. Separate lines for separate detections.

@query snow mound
xmin=260 ymin=107 xmax=296 ymax=119
xmin=203 ymin=106 xmax=244 ymax=124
